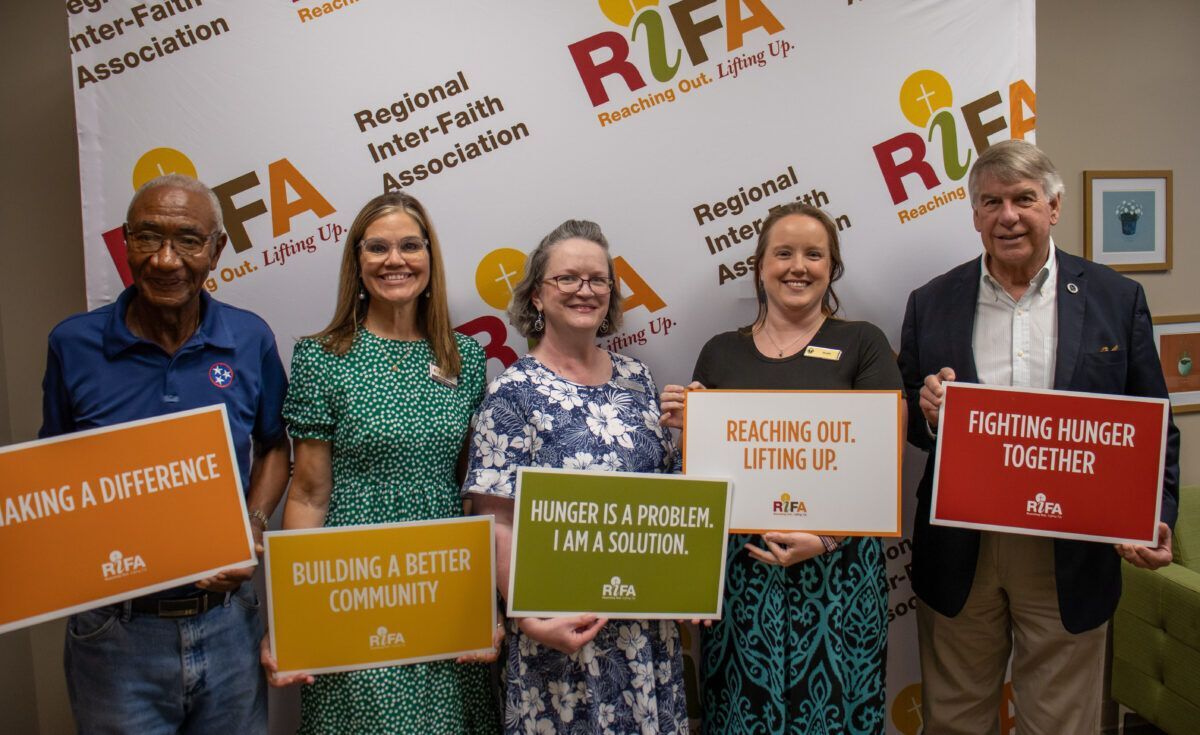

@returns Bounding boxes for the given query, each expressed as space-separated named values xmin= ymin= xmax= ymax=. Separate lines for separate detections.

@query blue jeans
xmin=64 ymin=584 xmax=267 ymax=734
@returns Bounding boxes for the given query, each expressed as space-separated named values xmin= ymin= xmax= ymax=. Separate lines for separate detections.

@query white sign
xmin=683 ymin=390 xmax=902 ymax=535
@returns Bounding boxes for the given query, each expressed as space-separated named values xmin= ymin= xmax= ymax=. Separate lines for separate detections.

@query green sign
xmin=509 ymin=467 xmax=732 ymax=618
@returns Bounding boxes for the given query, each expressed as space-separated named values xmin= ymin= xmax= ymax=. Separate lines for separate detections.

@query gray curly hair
xmin=507 ymin=219 xmax=624 ymax=339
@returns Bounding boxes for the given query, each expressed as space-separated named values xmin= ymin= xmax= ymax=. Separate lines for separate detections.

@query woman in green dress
xmin=261 ymin=192 xmax=501 ymax=733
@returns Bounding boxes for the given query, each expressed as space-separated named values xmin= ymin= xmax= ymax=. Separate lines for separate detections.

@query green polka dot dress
xmin=284 ymin=329 xmax=500 ymax=735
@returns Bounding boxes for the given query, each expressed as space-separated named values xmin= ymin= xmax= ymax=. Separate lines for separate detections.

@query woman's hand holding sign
xmin=659 ymin=382 xmax=705 ymax=431
xmin=745 ymin=532 xmax=834 ymax=567
xmin=518 ymin=615 xmax=607 ymax=655
xmin=456 ymin=620 xmax=505 ymax=664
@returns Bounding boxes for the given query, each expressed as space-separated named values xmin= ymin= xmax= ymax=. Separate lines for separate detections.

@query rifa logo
xmin=1025 ymin=492 xmax=1063 ymax=519
xmin=101 ymin=549 xmax=147 ymax=581
xmin=872 ymin=69 xmax=1036 ymax=206
xmin=102 ymin=147 xmax=337 ymax=287
xmin=771 ymin=492 xmax=806 ymax=516
xmin=568 ymin=0 xmax=784 ymax=106
xmin=601 ymin=575 xmax=637 ymax=600
xmin=368 ymin=625 xmax=407 ymax=650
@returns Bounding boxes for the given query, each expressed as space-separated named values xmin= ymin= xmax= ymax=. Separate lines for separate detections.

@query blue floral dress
xmin=463 ymin=352 xmax=689 ymax=735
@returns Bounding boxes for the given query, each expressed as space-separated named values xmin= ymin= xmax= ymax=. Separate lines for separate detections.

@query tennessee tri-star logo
xmin=208 ymin=362 xmax=234 ymax=389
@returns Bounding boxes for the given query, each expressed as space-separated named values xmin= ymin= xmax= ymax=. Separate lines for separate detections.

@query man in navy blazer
xmin=898 ymin=140 xmax=1179 ymax=734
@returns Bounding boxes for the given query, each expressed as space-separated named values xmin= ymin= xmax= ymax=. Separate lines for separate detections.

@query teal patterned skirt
xmin=701 ymin=535 xmax=888 ymax=734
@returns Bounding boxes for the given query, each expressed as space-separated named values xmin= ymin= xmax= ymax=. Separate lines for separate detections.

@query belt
xmin=129 ymin=591 xmax=228 ymax=618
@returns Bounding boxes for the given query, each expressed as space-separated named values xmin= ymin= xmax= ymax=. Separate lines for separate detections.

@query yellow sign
xmin=0 ymin=405 xmax=256 ymax=634
xmin=264 ymin=516 xmax=496 ymax=675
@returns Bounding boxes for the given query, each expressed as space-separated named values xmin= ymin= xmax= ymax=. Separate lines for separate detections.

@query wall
xmin=0 ymin=309 xmax=40 ymax=733
xmin=1037 ymin=0 xmax=1199 ymax=487
xmin=0 ymin=1 xmax=1195 ymax=732
xmin=0 ymin=2 xmax=83 ymax=732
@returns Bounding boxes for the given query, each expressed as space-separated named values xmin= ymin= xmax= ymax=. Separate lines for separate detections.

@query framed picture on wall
xmin=1084 ymin=170 xmax=1172 ymax=272
xmin=1152 ymin=314 xmax=1200 ymax=414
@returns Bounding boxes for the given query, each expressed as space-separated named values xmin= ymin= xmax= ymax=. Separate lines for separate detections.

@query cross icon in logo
xmin=915 ymin=84 xmax=938 ymax=115
xmin=493 ymin=262 xmax=520 ymax=293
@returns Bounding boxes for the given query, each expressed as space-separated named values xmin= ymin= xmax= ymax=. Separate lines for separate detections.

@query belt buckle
xmin=158 ymin=596 xmax=207 ymax=618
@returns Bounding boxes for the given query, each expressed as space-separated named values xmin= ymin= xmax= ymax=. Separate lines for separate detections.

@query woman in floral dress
xmin=465 ymin=219 xmax=689 ymax=734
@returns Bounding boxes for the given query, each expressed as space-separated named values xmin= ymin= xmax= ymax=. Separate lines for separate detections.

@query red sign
xmin=931 ymin=383 xmax=1169 ymax=545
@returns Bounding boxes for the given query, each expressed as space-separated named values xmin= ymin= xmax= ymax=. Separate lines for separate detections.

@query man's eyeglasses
xmin=543 ymin=275 xmax=614 ymax=294
xmin=359 ymin=238 xmax=429 ymax=260
xmin=125 ymin=229 xmax=218 ymax=256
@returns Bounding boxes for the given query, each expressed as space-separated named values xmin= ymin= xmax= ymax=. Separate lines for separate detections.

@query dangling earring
xmin=533 ymin=311 xmax=545 ymax=333
xmin=599 ymin=317 xmax=610 ymax=335
xmin=358 ymin=284 xmax=367 ymax=301
xmin=423 ymin=288 xmax=431 ymax=299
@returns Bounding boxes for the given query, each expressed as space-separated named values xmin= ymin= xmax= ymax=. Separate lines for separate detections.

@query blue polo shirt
xmin=40 ymin=287 xmax=287 ymax=492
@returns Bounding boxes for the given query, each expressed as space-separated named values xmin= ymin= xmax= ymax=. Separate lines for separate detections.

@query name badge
xmin=614 ymin=376 xmax=645 ymax=393
xmin=804 ymin=345 xmax=842 ymax=361
xmin=429 ymin=363 xmax=458 ymax=388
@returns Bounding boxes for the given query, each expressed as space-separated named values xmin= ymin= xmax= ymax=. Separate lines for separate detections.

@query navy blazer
xmin=897 ymin=249 xmax=1180 ymax=633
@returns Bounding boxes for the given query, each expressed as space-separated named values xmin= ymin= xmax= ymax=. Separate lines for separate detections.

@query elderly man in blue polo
xmin=40 ymin=174 xmax=290 ymax=733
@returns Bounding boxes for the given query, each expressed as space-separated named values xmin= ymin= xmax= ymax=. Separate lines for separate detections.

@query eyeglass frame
xmin=542 ymin=274 xmax=615 ymax=294
xmin=357 ymin=237 xmax=430 ymax=260
xmin=123 ymin=225 xmax=222 ymax=256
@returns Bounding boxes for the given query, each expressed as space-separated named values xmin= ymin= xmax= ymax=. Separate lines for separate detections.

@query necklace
xmin=389 ymin=342 xmax=416 ymax=372
xmin=364 ymin=329 xmax=419 ymax=372
xmin=383 ymin=336 xmax=425 ymax=372
xmin=362 ymin=321 xmax=422 ymax=372
xmin=761 ymin=320 xmax=822 ymax=357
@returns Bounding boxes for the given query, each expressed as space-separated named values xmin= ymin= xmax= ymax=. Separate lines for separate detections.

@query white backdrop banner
xmin=69 ymin=1 xmax=1036 ymax=732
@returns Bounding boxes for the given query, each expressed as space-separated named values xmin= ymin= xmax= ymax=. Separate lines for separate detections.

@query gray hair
xmin=126 ymin=174 xmax=224 ymax=232
xmin=507 ymin=219 xmax=625 ymax=339
xmin=968 ymin=139 xmax=1064 ymax=206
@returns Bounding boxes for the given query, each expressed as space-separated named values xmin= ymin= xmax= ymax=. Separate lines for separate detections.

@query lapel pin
xmin=1067 ymin=283 xmax=1079 ymax=294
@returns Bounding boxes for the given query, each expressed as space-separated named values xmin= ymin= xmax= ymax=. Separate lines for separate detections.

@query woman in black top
xmin=660 ymin=202 xmax=903 ymax=735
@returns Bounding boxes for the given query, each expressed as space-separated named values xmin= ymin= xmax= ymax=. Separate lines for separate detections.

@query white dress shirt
xmin=972 ymin=242 xmax=1058 ymax=389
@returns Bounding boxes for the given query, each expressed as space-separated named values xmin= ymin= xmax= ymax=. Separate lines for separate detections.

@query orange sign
xmin=265 ymin=517 xmax=496 ymax=675
xmin=0 ymin=405 xmax=256 ymax=634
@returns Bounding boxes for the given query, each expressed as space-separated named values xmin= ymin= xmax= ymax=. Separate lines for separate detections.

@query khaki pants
xmin=917 ymin=532 xmax=1107 ymax=734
